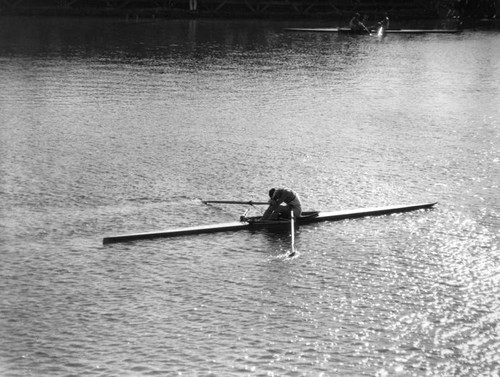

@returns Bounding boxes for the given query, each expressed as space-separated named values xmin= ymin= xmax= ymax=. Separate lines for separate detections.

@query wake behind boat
xmin=102 ymin=202 xmax=437 ymax=244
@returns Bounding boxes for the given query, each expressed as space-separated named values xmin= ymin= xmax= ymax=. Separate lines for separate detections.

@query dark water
xmin=1 ymin=17 xmax=499 ymax=376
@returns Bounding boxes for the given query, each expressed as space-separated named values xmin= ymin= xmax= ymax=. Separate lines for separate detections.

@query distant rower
xmin=376 ymin=12 xmax=390 ymax=30
xmin=349 ymin=13 xmax=367 ymax=31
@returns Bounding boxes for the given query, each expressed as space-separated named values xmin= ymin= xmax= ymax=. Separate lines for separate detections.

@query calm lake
xmin=1 ymin=16 xmax=499 ymax=376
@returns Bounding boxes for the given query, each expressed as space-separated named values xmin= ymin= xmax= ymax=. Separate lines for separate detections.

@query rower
xmin=349 ymin=13 xmax=367 ymax=32
xmin=375 ymin=12 xmax=390 ymax=30
xmin=260 ymin=188 xmax=302 ymax=221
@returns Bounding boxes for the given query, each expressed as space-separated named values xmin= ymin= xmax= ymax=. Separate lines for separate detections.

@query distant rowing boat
xmin=284 ymin=27 xmax=461 ymax=34
xmin=102 ymin=202 xmax=436 ymax=244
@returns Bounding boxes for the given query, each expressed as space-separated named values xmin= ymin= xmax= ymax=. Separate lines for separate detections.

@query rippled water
xmin=1 ymin=17 xmax=499 ymax=376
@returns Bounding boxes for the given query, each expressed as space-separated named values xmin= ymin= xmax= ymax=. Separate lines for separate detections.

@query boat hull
xmin=102 ymin=202 xmax=436 ymax=244
xmin=284 ymin=27 xmax=461 ymax=34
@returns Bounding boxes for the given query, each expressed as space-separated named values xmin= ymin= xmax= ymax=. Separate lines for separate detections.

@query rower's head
xmin=354 ymin=13 xmax=360 ymax=18
xmin=269 ymin=188 xmax=276 ymax=198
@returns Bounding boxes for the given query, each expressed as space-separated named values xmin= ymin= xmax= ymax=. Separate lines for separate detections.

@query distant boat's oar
xmin=202 ymin=200 xmax=268 ymax=205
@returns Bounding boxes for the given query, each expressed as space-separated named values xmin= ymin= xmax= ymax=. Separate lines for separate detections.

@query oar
xmin=202 ymin=200 xmax=268 ymax=205
xmin=288 ymin=211 xmax=296 ymax=257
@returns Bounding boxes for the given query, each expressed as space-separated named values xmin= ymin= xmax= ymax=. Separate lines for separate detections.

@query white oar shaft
xmin=203 ymin=200 xmax=268 ymax=205
xmin=291 ymin=211 xmax=295 ymax=253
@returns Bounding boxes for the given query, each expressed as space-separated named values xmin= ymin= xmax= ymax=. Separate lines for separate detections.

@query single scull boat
xmin=102 ymin=202 xmax=436 ymax=244
xmin=284 ymin=27 xmax=461 ymax=34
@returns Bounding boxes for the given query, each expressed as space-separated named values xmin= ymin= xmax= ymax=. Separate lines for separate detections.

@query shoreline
xmin=0 ymin=1 xmax=441 ymax=20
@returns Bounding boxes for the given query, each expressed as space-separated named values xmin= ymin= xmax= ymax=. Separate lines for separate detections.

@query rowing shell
xmin=284 ymin=27 xmax=461 ymax=34
xmin=102 ymin=202 xmax=436 ymax=244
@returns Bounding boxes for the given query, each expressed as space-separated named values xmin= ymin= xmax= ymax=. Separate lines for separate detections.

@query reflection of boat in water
xmin=284 ymin=27 xmax=462 ymax=34
xmin=102 ymin=202 xmax=437 ymax=244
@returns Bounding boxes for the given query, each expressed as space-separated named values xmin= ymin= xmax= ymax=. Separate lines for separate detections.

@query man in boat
xmin=260 ymin=188 xmax=302 ymax=221
xmin=375 ymin=12 xmax=390 ymax=30
xmin=349 ymin=13 xmax=368 ymax=32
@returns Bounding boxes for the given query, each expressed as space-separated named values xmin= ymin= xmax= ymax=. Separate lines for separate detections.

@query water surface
xmin=1 ymin=17 xmax=499 ymax=376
